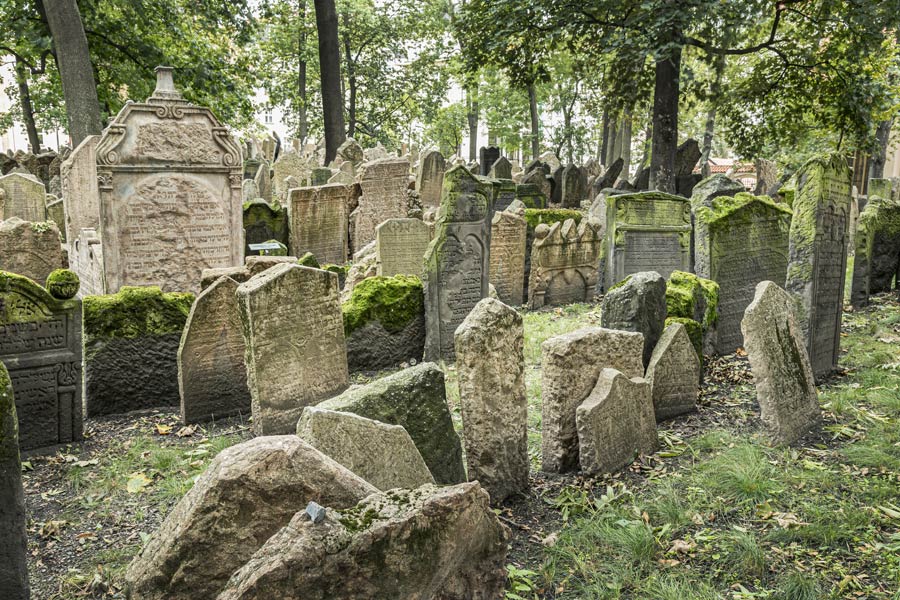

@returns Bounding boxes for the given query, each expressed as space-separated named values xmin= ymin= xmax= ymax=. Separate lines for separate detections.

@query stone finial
xmin=149 ymin=66 xmax=185 ymax=103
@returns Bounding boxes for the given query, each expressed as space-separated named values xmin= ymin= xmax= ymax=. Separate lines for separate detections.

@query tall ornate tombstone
xmin=0 ymin=360 xmax=29 ymax=600
xmin=604 ymin=192 xmax=692 ymax=289
xmin=489 ymin=210 xmax=527 ymax=306
xmin=479 ymin=146 xmax=500 ymax=177
xmin=528 ymin=218 xmax=602 ymax=309
xmin=423 ymin=166 xmax=492 ymax=361
xmin=416 ymin=150 xmax=446 ymax=208
xmin=69 ymin=67 xmax=244 ymax=294
xmin=352 ymin=157 xmax=410 ymax=250
xmin=376 ymin=218 xmax=431 ymax=277
xmin=0 ymin=172 xmax=45 ymax=222
xmin=694 ymin=193 xmax=792 ymax=354
xmin=785 ymin=155 xmax=851 ymax=378
xmin=0 ymin=271 xmax=82 ymax=451
xmin=288 ymin=184 xmax=351 ymax=264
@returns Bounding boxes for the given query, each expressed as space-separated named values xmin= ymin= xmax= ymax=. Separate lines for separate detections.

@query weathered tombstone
xmin=0 ymin=218 xmax=64 ymax=285
xmin=337 ymin=137 xmax=365 ymax=166
xmin=515 ymin=182 xmax=547 ymax=209
xmin=352 ymin=157 xmax=410 ymax=250
xmin=489 ymin=210 xmax=527 ymax=306
xmin=71 ymin=67 xmax=243 ymax=294
xmin=243 ymin=199 xmax=289 ymax=257
xmin=479 ymin=146 xmax=500 ymax=176
xmin=741 ymin=281 xmax=821 ymax=444
xmin=254 ymin=161 xmax=272 ymax=202
xmin=690 ymin=173 xmax=745 ymax=209
xmin=455 ymin=298 xmax=528 ymax=503
xmin=601 ymin=271 xmax=668 ymax=367
xmin=68 ymin=228 xmax=105 ymax=295
xmin=694 ymin=193 xmax=792 ymax=354
xmin=485 ymin=178 xmax=517 ymax=212
xmin=45 ymin=195 xmax=66 ymax=242
xmin=576 ymin=368 xmax=658 ymax=475
xmin=237 ymin=263 xmax=348 ymax=435
xmin=416 ymin=150 xmax=446 ymax=208
xmin=850 ymin=194 xmax=900 ymax=307
xmin=604 ymin=192 xmax=692 ymax=289
xmin=528 ymin=218 xmax=602 ymax=309
xmin=522 ymin=169 xmax=552 ymax=204
xmin=0 ymin=360 xmax=29 ymax=600
xmin=241 ymin=179 xmax=259 ymax=204
xmin=271 ymin=152 xmax=310 ymax=197
xmin=644 ymin=323 xmax=700 ymax=420
xmin=375 ymin=218 xmax=431 ymax=277
xmin=0 ymin=271 xmax=82 ymax=450
xmin=489 ymin=156 xmax=512 ymax=180
xmin=0 ymin=172 xmax=45 ymax=222
xmin=310 ymin=167 xmax=332 ymax=186
xmin=296 ymin=407 xmax=434 ymax=490
xmin=550 ymin=164 xmax=564 ymax=204
xmin=785 ymin=155 xmax=851 ymax=378
xmin=288 ymin=183 xmax=351 ymax=265
xmin=423 ymin=166 xmax=492 ymax=361
xmin=178 ymin=276 xmax=250 ymax=424
xmin=560 ymin=164 xmax=587 ymax=208
xmin=591 ymin=157 xmax=624 ymax=198
xmin=541 ymin=327 xmax=644 ymax=473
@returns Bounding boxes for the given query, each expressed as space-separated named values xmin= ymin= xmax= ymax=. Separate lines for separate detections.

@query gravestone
xmin=337 ymin=138 xmax=365 ymax=166
xmin=288 ymin=183 xmax=351 ymax=265
xmin=178 ymin=276 xmax=250 ymax=424
xmin=522 ymin=169 xmax=552 ymax=204
xmin=375 ymin=218 xmax=430 ymax=277
xmin=0 ymin=218 xmax=64 ymax=285
xmin=243 ymin=199 xmax=289 ymax=257
xmin=601 ymin=271 xmax=668 ymax=367
xmin=0 ymin=271 xmax=82 ymax=450
xmin=68 ymin=229 xmax=104 ymax=296
xmin=560 ymin=164 xmax=587 ymax=208
xmin=74 ymin=67 xmax=243 ymax=294
xmin=576 ymin=368 xmax=658 ymax=475
xmin=45 ymin=196 xmax=66 ymax=242
xmin=694 ymin=193 xmax=792 ymax=354
xmin=272 ymin=152 xmax=310 ymax=197
xmin=0 ymin=360 xmax=29 ymax=600
xmin=741 ymin=281 xmax=821 ymax=444
xmin=690 ymin=174 xmax=745 ymax=209
xmin=489 ymin=156 xmax=512 ymax=180
xmin=541 ymin=327 xmax=644 ymax=473
xmin=254 ymin=162 xmax=271 ymax=201
xmin=785 ymin=155 xmax=851 ymax=378
xmin=644 ymin=323 xmax=700 ymax=420
xmin=60 ymin=135 xmax=101 ymax=241
xmin=236 ymin=263 xmax=348 ymax=435
xmin=604 ymin=192 xmax=692 ymax=289
xmin=241 ymin=179 xmax=259 ymax=204
xmin=515 ymin=183 xmax=547 ymax=209
xmin=416 ymin=150 xmax=446 ymax=208
xmin=455 ymin=298 xmax=528 ymax=503
xmin=0 ymin=172 xmax=45 ymax=222
xmin=423 ymin=166 xmax=492 ymax=361
xmin=489 ymin=210 xmax=527 ymax=306
xmin=591 ymin=157 xmax=623 ymax=198
xmin=486 ymin=178 xmax=517 ymax=212
xmin=550 ymin=165 xmax=564 ymax=204
xmin=850 ymin=195 xmax=900 ymax=307
xmin=479 ymin=146 xmax=500 ymax=176
xmin=353 ymin=157 xmax=410 ymax=250
xmin=310 ymin=167 xmax=332 ymax=185
xmin=528 ymin=218 xmax=602 ymax=309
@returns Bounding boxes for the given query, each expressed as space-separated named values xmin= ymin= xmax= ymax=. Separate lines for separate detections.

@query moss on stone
xmin=83 ymin=286 xmax=194 ymax=340
xmin=695 ymin=192 xmax=791 ymax=227
xmin=297 ymin=252 xmax=320 ymax=268
xmin=666 ymin=271 xmax=719 ymax=329
xmin=342 ymin=275 xmax=424 ymax=336
xmin=666 ymin=317 xmax=702 ymax=360
xmin=322 ymin=264 xmax=349 ymax=277
xmin=607 ymin=274 xmax=632 ymax=292
xmin=523 ymin=208 xmax=583 ymax=230
xmin=46 ymin=269 xmax=80 ymax=299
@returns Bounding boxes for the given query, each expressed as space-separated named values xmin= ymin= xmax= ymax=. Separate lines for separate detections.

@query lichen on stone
xmin=83 ymin=286 xmax=194 ymax=340
xmin=523 ymin=208 xmax=583 ymax=230
xmin=46 ymin=269 xmax=80 ymax=299
xmin=665 ymin=317 xmax=702 ymax=359
xmin=342 ymin=275 xmax=424 ymax=336
xmin=297 ymin=252 xmax=320 ymax=268
xmin=666 ymin=271 xmax=719 ymax=329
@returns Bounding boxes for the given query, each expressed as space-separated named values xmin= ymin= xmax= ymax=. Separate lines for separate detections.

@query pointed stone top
xmin=149 ymin=66 xmax=185 ymax=104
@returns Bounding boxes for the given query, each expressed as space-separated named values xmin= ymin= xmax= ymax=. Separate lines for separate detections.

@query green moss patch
xmin=297 ymin=252 xmax=320 ymax=268
xmin=666 ymin=317 xmax=702 ymax=360
xmin=83 ymin=286 xmax=194 ymax=340
xmin=524 ymin=208 xmax=583 ymax=230
xmin=342 ymin=275 xmax=424 ymax=336
xmin=666 ymin=271 xmax=719 ymax=329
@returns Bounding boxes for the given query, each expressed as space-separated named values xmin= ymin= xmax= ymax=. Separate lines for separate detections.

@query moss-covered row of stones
xmin=82 ymin=286 xmax=194 ymax=340
xmin=523 ymin=208 xmax=583 ymax=230
xmin=342 ymin=275 xmax=424 ymax=337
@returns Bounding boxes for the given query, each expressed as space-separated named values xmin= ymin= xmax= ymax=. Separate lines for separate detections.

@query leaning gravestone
xmin=644 ymin=323 xmax=700 ymax=421
xmin=560 ymin=164 xmax=587 ymax=209
xmin=741 ymin=281 xmax=821 ymax=445
xmin=178 ymin=276 xmax=250 ymax=424
xmin=576 ymin=368 xmax=658 ymax=475
xmin=60 ymin=135 xmax=101 ymax=241
xmin=416 ymin=150 xmax=446 ymax=208
xmin=541 ymin=327 xmax=644 ymax=473
xmin=0 ymin=218 xmax=64 ymax=286
xmin=375 ymin=218 xmax=430 ymax=277
xmin=0 ymin=360 xmax=29 ymax=600
xmin=45 ymin=196 xmax=66 ymax=242
xmin=236 ymin=263 xmax=348 ymax=435
xmin=489 ymin=210 xmax=527 ymax=306
xmin=288 ymin=183 xmax=352 ymax=265
xmin=423 ymin=166 xmax=492 ymax=361
xmin=528 ymin=218 xmax=602 ymax=309
xmin=604 ymin=192 xmax=692 ymax=290
xmin=785 ymin=154 xmax=851 ymax=378
xmin=0 ymin=270 xmax=82 ymax=450
xmin=0 ymin=172 xmax=45 ymax=222
xmin=479 ymin=146 xmax=500 ymax=176
xmin=489 ymin=156 xmax=512 ymax=180
xmin=352 ymin=157 xmax=410 ymax=250
xmin=601 ymin=271 xmax=668 ymax=367
xmin=694 ymin=193 xmax=792 ymax=354
xmin=522 ymin=169 xmax=552 ymax=204
xmin=455 ymin=298 xmax=528 ymax=503
xmin=254 ymin=161 xmax=271 ymax=201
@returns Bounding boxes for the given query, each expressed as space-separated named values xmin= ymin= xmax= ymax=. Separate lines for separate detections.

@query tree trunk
xmin=700 ymin=54 xmax=724 ymax=179
xmin=563 ymin=104 xmax=573 ymax=164
xmin=600 ymin=109 xmax=609 ymax=164
xmin=466 ymin=87 xmax=478 ymax=162
xmin=527 ymin=82 xmax=539 ymax=160
xmin=314 ymin=0 xmax=346 ymax=164
xmin=605 ymin=118 xmax=618 ymax=166
xmin=14 ymin=58 xmax=41 ymax=153
xmin=341 ymin=11 xmax=356 ymax=138
xmin=298 ymin=0 xmax=308 ymax=144
xmin=41 ymin=0 xmax=102 ymax=147
xmin=621 ymin=109 xmax=632 ymax=177
xmin=649 ymin=45 xmax=682 ymax=193
xmin=869 ymin=118 xmax=893 ymax=180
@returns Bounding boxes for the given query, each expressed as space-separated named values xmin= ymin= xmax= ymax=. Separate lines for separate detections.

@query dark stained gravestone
xmin=850 ymin=194 xmax=900 ymax=308
xmin=0 ymin=359 xmax=29 ymax=600
xmin=479 ymin=146 xmax=500 ymax=177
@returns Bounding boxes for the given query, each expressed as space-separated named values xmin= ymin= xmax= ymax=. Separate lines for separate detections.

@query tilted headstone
xmin=455 ymin=298 xmax=528 ymax=503
xmin=45 ymin=195 xmax=66 ymax=242
xmin=560 ymin=164 xmax=587 ymax=209
xmin=241 ymin=179 xmax=259 ymax=203
xmin=489 ymin=210 xmax=526 ymax=306
xmin=60 ymin=135 xmax=100 ymax=242
xmin=850 ymin=194 xmax=900 ymax=307
xmin=0 ymin=360 xmax=29 ymax=600
xmin=236 ymin=263 xmax=348 ymax=435
xmin=0 ymin=218 xmax=64 ymax=286
xmin=0 ymin=271 xmax=82 ymax=450
xmin=310 ymin=167 xmax=333 ymax=186
xmin=479 ymin=146 xmax=500 ymax=176
xmin=785 ymin=155 xmax=851 ymax=378
xmin=741 ymin=281 xmax=821 ymax=444
xmin=337 ymin=137 xmax=365 ymax=166
xmin=417 ymin=150 xmax=446 ymax=208
xmin=690 ymin=173 xmax=745 ymax=209
xmin=254 ymin=161 xmax=272 ymax=201
xmin=352 ymin=157 xmax=410 ymax=250
xmin=541 ymin=327 xmax=644 ymax=473
xmin=0 ymin=172 xmax=45 ymax=222
xmin=694 ymin=193 xmax=792 ymax=354
xmin=644 ymin=322 xmax=700 ymax=420
xmin=288 ymin=183 xmax=352 ymax=265
xmin=375 ymin=218 xmax=430 ymax=277
xmin=489 ymin=156 xmax=512 ymax=180
xmin=423 ymin=166 xmax=492 ymax=361
xmin=550 ymin=165 xmax=564 ymax=204
xmin=576 ymin=368 xmax=658 ymax=475
xmin=178 ymin=276 xmax=250 ymax=424
xmin=528 ymin=218 xmax=602 ymax=309
xmin=591 ymin=157 xmax=624 ymax=198
xmin=604 ymin=192 xmax=691 ymax=290
xmin=601 ymin=271 xmax=668 ymax=367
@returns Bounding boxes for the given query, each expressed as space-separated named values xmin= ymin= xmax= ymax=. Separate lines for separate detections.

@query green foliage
xmin=424 ymin=102 xmax=468 ymax=157
xmin=83 ymin=286 xmax=194 ymax=340
xmin=341 ymin=274 xmax=423 ymax=336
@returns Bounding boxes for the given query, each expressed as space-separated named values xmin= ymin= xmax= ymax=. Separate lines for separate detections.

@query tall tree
xmin=40 ymin=0 xmax=101 ymax=146
xmin=314 ymin=0 xmax=346 ymax=163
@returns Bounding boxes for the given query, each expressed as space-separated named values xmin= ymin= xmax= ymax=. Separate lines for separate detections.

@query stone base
xmin=346 ymin=314 xmax=425 ymax=372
